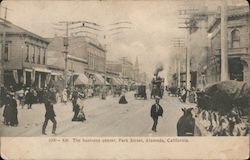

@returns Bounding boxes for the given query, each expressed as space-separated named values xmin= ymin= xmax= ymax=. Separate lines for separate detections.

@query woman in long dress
xmin=119 ymin=88 xmax=128 ymax=104
xmin=62 ymin=89 xmax=68 ymax=104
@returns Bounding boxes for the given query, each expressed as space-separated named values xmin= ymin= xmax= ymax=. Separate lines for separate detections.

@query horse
xmin=177 ymin=108 xmax=196 ymax=136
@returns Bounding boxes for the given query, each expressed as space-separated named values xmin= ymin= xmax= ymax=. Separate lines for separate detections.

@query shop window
xmin=231 ymin=29 xmax=240 ymax=48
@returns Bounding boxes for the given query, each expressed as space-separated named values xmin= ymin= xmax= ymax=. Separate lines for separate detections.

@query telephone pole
xmin=54 ymin=20 xmax=102 ymax=88
xmin=220 ymin=0 xmax=229 ymax=81
xmin=173 ymin=38 xmax=185 ymax=88
xmin=63 ymin=22 xmax=69 ymax=88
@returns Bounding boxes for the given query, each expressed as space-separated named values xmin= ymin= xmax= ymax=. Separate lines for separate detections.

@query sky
xmin=1 ymin=0 xmax=248 ymax=80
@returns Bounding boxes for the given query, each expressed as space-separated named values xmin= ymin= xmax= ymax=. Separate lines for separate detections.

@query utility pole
xmin=173 ymin=38 xmax=185 ymax=88
xmin=186 ymin=31 xmax=191 ymax=90
xmin=220 ymin=0 xmax=228 ymax=81
xmin=178 ymin=3 xmax=201 ymax=102
xmin=55 ymin=20 xmax=103 ymax=89
xmin=63 ymin=22 xmax=69 ymax=88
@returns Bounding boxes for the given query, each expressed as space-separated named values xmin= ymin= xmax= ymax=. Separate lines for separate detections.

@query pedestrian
xmin=75 ymin=98 xmax=86 ymax=122
xmin=62 ymin=89 xmax=68 ymax=104
xmin=66 ymin=88 xmax=71 ymax=100
xmin=150 ymin=96 xmax=163 ymax=132
xmin=119 ymin=88 xmax=128 ymax=104
xmin=42 ymin=98 xmax=57 ymax=135
xmin=71 ymin=91 xmax=80 ymax=121
xmin=18 ymin=88 xmax=25 ymax=108
xmin=0 ymin=85 xmax=7 ymax=108
xmin=3 ymin=92 xmax=12 ymax=125
xmin=25 ymin=88 xmax=34 ymax=109
xmin=8 ymin=91 xmax=18 ymax=126
xmin=181 ymin=88 xmax=187 ymax=103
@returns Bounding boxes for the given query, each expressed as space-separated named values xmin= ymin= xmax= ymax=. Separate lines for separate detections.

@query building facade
xmin=119 ymin=57 xmax=134 ymax=81
xmin=134 ymin=57 xmax=140 ymax=82
xmin=46 ymin=36 xmax=89 ymax=87
xmin=207 ymin=6 xmax=250 ymax=83
xmin=0 ymin=20 xmax=49 ymax=89
xmin=47 ymin=36 xmax=108 ymax=87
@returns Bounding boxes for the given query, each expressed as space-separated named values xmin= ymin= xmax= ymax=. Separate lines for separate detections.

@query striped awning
xmin=74 ymin=73 xmax=89 ymax=85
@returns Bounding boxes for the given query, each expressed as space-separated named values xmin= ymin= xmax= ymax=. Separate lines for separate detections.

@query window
xmin=37 ymin=47 xmax=41 ymax=64
xmin=25 ymin=44 xmax=29 ymax=62
xmin=32 ymin=45 xmax=35 ymax=63
xmin=29 ymin=44 xmax=32 ymax=62
xmin=42 ymin=48 xmax=46 ymax=64
xmin=3 ymin=43 xmax=11 ymax=61
xmin=231 ymin=29 xmax=240 ymax=48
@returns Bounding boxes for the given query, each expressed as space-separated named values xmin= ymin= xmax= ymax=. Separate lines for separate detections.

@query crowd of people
xmin=195 ymin=108 xmax=249 ymax=136
xmin=1 ymin=85 xmax=58 ymax=127
xmin=166 ymin=86 xmax=198 ymax=104
xmin=2 ymin=83 xmax=248 ymax=136
xmin=1 ymin=84 xmax=129 ymax=131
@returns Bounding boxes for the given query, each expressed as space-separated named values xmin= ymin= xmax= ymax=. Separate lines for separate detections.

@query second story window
xmin=231 ymin=29 xmax=240 ymax=48
xmin=25 ymin=44 xmax=29 ymax=62
xmin=37 ymin=47 xmax=41 ymax=64
xmin=32 ymin=45 xmax=35 ymax=63
xmin=42 ymin=48 xmax=46 ymax=64
xmin=3 ymin=43 xmax=11 ymax=61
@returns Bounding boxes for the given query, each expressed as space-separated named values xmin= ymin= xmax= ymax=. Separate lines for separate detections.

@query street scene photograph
xmin=0 ymin=0 xmax=249 ymax=137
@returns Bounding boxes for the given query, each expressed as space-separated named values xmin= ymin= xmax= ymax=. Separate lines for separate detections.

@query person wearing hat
xmin=3 ymin=92 xmax=12 ymax=125
xmin=42 ymin=98 xmax=57 ymax=135
xmin=25 ymin=88 xmax=34 ymax=109
xmin=9 ymin=90 xmax=18 ymax=126
xmin=150 ymin=96 xmax=163 ymax=132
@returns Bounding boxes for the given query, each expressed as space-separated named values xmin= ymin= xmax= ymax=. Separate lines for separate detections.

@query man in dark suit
xmin=42 ymin=98 xmax=57 ymax=135
xmin=150 ymin=96 xmax=163 ymax=132
xmin=25 ymin=89 xmax=34 ymax=109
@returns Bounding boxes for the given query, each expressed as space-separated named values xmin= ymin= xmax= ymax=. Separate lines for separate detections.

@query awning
xmin=51 ymin=71 xmax=63 ymax=76
xmin=94 ymin=73 xmax=110 ymax=85
xmin=117 ymin=78 xmax=124 ymax=85
xmin=74 ymin=73 xmax=89 ymax=85
xmin=24 ymin=68 xmax=33 ymax=72
xmin=112 ymin=77 xmax=122 ymax=85
xmin=33 ymin=67 xmax=51 ymax=73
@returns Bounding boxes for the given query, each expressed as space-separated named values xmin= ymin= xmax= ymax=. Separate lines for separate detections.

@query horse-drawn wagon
xmin=134 ymin=85 xmax=147 ymax=100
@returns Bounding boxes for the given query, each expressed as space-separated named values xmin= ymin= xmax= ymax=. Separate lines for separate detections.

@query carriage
xmin=134 ymin=85 xmax=147 ymax=100
xmin=168 ymin=86 xmax=178 ymax=97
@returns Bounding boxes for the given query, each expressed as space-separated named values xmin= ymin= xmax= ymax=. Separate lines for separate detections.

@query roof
xmin=0 ymin=18 xmax=49 ymax=43
xmin=207 ymin=6 xmax=249 ymax=33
